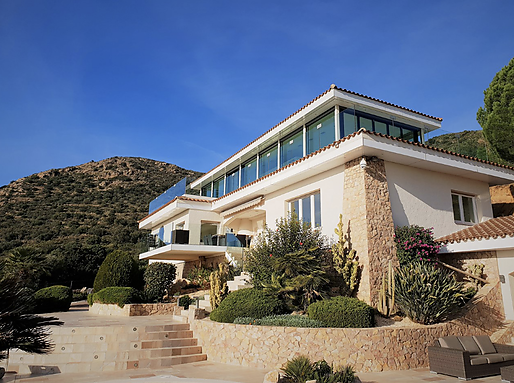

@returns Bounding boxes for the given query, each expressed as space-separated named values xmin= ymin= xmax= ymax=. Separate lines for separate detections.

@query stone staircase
xmin=9 ymin=322 xmax=206 ymax=374
xmin=227 ymin=272 xmax=253 ymax=292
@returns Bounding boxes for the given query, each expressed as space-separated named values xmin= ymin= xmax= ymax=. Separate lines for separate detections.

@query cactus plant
xmin=332 ymin=214 xmax=359 ymax=296
xmin=209 ymin=263 xmax=229 ymax=309
xmin=377 ymin=260 xmax=395 ymax=316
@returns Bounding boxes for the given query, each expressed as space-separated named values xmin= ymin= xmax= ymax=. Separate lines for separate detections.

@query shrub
xmin=281 ymin=356 xmax=356 ymax=383
xmin=93 ymin=250 xmax=139 ymax=292
xmin=307 ymin=296 xmax=375 ymax=328
xmin=394 ymin=225 xmax=440 ymax=265
xmin=143 ymin=262 xmax=176 ymax=302
xmin=33 ymin=285 xmax=72 ymax=313
xmin=178 ymin=295 xmax=194 ymax=309
xmin=89 ymin=287 xmax=142 ymax=308
xmin=72 ymin=291 xmax=88 ymax=301
xmin=209 ymin=288 xmax=284 ymax=323
xmin=186 ymin=266 xmax=213 ymax=289
xmin=394 ymin=261 xmax=468 ymax=324
xmin=281 ymin=355 xmax=314 ymax=383
xmin=233 ymin=314 xmax=324 ymax=328
xmin=87 ymin=293 xmax=94 ymax=306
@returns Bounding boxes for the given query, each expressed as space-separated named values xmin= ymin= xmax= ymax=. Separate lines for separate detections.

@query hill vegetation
xmin=427 ymin=130 xmax=514 ymax=167
xmin=0 ymin=157 xmax=201 ymax=288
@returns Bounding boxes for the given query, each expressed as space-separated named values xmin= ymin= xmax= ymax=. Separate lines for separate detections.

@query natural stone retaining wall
xmin=191 ymin=283 xmax=505 ymax=372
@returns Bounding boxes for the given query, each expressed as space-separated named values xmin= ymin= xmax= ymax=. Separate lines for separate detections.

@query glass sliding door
xmin=280 ymin=129 xmax=303 ymax=166
xmin=212 ymin=177 xmax=224 ymax=198
xmin=241 ymin=157 xmax=257 ymax=186
xmin=226 ymin=168 xmax=239 ymax=193
xmin=307 ymin=112 xmax=335 ymax=154
xmin=259 ymin=144 xmax=278 ymax=177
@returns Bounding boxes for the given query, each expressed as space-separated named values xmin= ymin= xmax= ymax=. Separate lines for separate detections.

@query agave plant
xmin=394 ymin=261 xmax=469 ymax=324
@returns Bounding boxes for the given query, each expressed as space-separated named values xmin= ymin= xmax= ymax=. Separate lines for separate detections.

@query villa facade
xmin=138 ymin=84 xmax=514 ymax=309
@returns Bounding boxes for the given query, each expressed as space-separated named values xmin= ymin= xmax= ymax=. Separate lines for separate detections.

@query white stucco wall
xmin=385 ymin=162 xmax=494 ymax=238
xmin=497 ymin=250 xmax=514 ymax=320
xmin=262 ymin=165 xmax=345 ymax=242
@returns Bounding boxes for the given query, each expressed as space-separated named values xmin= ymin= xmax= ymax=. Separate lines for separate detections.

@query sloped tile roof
xmin=437 ymin=215 xmax=514 ymax=244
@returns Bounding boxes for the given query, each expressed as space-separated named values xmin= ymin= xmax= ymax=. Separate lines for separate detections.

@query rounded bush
xmin=178 ymin=295 xmax=194 ymax=309
xmin=143 ymin=262 xmax=176 ymax=302
xmin=209 ymin=288 xmax=284 ymax=323
xmin=93 ymin=250 xmax=139 ymax=292
xmin=90 ymin=287 xmax=143 ymax=308
xmin=34 ymin=285 xmax=72 ymax=313
xmin=307 ymin=296 xmax=375 ymax=328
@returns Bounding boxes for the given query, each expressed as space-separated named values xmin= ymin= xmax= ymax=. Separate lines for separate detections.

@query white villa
xmin=138 ymin=84 xmax=514 ymax=316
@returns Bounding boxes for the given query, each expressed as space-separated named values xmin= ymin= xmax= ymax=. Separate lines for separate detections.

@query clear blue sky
xmin=1 ymin=1 xmax=513 ymax=187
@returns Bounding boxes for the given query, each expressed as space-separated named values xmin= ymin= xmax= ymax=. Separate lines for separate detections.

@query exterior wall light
xmin=360 ymin=157 xmax=367 ymax=169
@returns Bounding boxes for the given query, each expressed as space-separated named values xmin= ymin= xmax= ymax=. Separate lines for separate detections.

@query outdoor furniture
xmin=428 ymin=335 xmax=514 ymax=380
xmin=502 ymin=365 xmax=514 ymax=382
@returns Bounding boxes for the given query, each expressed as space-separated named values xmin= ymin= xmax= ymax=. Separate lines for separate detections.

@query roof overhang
xmin=439 ymin=236 xmax=514 ymax=253
xmin=210 ymin=132 xmax=514 ymax=213
xmin=139 ymin=199 xmax=212 ymax=230
xmin=138 ymin=244 xmax=227 ymax=261
xmin=190 ymin=89 xmax=442 ymax=191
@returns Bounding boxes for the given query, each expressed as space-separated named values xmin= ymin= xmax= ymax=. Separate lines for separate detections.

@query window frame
xmin=451 ymin=192 xmax=477 ymax=225
xmin=287 ymin=191 xmax=321 ymax=228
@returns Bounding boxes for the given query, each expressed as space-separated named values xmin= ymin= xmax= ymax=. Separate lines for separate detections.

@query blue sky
xmin=1 ymin=1 xmax=513 ymax=187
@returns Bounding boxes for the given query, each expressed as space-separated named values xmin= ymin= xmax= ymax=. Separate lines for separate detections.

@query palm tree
xmin=0 ymin=278 xmax=63 ymax=372
xmin=0 ymin=247 xmax=50 ymax=291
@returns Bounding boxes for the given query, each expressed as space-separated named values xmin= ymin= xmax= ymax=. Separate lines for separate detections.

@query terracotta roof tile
xmin=437 ymin=215 xmax=514 ymax=244
xmin=332 ymin=85 xmax=443 ymax=121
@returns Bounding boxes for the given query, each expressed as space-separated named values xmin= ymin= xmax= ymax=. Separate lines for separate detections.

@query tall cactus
xmin=377 ymin=260 xmax=395 ymax=316
xmin=209 ymin=263 xmax=229 ymax=309
xmin=332 ymin=214 xmax=359 ymax=296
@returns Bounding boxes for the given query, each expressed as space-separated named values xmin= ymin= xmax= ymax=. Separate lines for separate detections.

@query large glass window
xmin=280 ymin=129 xmax=303 ymax=166
xmin=307 ymin=112 xmax=335 ymax=154
xmin=201 ymin=183 xmax=212 ymax=197
xmin=212 ymin=177 xmax=225 ymax=198
xmin=451 ymin=193 xmax=477 ymax=224
xmin=341 ymin=109 xmax=357 ymax=138
xmin=259 ymin=144 xmax=278 ymax=177
xmin=241 ymin=157 xmax=257 ymax=186
xmin=226 ymin=168 xmax=239 ymax=193
xmin=288 ymin=191 xmax=321 ymax=228
xmin=340 ymin=108 xmax=421 ymax=143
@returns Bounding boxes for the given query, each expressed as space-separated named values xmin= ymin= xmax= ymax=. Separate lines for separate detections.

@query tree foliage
xmin=0 ymin=278 xmax=63 ymax=361
xmin=477 ymin=57 xmax=514 ymax=162
xmin=0 ymin=247 xmax=50 ymax=291
xmin=245 ymin=213 xmax=329 ymax=310
xmin=143 ymin=262 xmax=176 ymax=302
xmin=93 ymin=250 xmax=140 ymax=292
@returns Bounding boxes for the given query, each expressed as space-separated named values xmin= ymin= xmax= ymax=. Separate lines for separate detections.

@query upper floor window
xmin=280 ymin=129 xmax=303 ymax=166
xmin=226 ymin=168 xmax=240 ymax=193
xmin=340 ymin=109 xmax=421 ymax=143
xmin=241 ymin=157 xmax=257 ymax=186
xmin=212 ymin=177 xmax=225 ymax=198
xmin=307 ymin=111 xmax=335 ymax=154
xmin=201 ymin=183 xmax=212 ymax=197
xmin=259 ymin=144 xmax=278 ymax=178
xmin=288 ymin=191 xmax=321 ymax=228
xmin=452 ymin=193 xmax=477 ymax=224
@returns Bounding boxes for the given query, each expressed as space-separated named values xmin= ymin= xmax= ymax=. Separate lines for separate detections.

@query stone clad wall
xmin=191 ymin=283 xmax=505 ymax=373
xmin=90 ymin=303 xmax=181 ymax=316
xmin=343 ymin=157 xmax=397 ymax=306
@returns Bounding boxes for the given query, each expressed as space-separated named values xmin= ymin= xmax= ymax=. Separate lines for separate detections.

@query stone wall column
xmin=343 ymin=157 xmax=397 ymax=306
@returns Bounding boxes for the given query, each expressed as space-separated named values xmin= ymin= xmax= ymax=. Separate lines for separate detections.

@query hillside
xmin=0 ymin=157 xmax=202 ymax=287
xmin=427 ymin=130 xmax=514 ymax=167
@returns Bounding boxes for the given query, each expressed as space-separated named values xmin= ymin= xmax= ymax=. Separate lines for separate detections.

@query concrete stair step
xmin=148 ymin=345 xmax=203 ymax=358
xmin=127 ymin=353 xmax=207 ymax=369
xmin=141 ymin=338 xmax=198 ymax=349
xmin=144 ymin=323 xmax=190 ymax=332
xmin=142 ymin=330 xmax=193 ymax=340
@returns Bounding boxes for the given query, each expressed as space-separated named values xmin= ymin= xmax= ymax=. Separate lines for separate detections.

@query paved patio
xmin=1 ymin=303 xmax=508 ymax=383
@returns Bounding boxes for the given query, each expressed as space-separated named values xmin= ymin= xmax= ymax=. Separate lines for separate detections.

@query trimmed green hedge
xmin=210 ymin=288 xmax=284 ymax=323
xmin=34 ymin=285 xmax=72 ymax=313
xmin=233 ymin=314 xmax=324 ymax=328
xmin=89 ymin=287 xmax=143 ymax=308
xmin=307 ymin=296 xmax=375 ymax=328
xmin=144 ymin=262 xmax=176 ymax=302
xmin=93 ymin=250 xmax=139 ymax=292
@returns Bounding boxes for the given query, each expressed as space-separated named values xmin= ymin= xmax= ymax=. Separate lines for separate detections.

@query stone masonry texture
xmin=343 ymin=157 xmax=397 ymax=306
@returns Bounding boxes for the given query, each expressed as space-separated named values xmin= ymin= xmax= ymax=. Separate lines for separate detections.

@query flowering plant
xmin=394 ymin=225 xmax=440 ymax=266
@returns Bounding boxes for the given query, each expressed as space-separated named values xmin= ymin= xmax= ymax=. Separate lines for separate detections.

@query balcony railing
xmin=143 ymin=230 xmax=251 ymax=253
